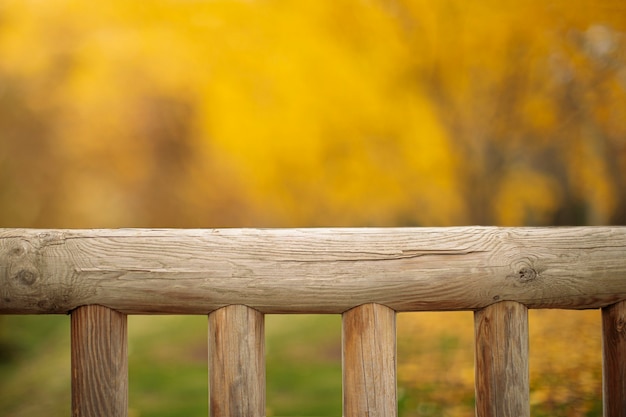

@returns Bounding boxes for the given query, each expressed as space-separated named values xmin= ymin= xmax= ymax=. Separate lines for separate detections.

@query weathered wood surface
xmin=208 ymin=305 xmax=265 ymax=417
xmin=343 ymin=303 xmax=396 ymax=417
xmin=602 ymin=300 xmax=626 ymax=417
xmin=71 ymin=305 xmax=127 ymax=417
xmin=474 ymin=301 xmax=529 ymax=417
xmin=1 ymin=227 xmax=626 ymax=314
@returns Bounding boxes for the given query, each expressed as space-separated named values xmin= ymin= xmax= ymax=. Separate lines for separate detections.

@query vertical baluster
xmin=208 ymin=305 xmax=265 ymax=417
xmin=71 ymin=305 xmax=128 ymax=417
xmin=474 ymin=301 xmax=529 ymax=417
xmin=602 ymin=300 xmax=626 ymax=417
xmin=343 ymin=303 xmax=397 ymax=417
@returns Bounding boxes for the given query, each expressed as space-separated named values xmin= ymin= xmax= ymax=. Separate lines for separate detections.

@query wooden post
xmin=71 ymin=305 xmax=127 ymax=417
xmin=208 ymin=305 xmax=265 ymax=417
xmin=474 ymin=301 xmax=529 ymax=417
xmin=602 ymin=300 xmax=626 ymax=417
xmin=342 ymin=303 xmax=397 ymax=417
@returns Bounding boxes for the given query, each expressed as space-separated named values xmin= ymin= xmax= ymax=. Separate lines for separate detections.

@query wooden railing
xmin=1 ymin=227 xmax=626 ymax=416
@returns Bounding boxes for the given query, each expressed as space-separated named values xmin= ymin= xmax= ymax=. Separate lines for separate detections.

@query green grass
xmin=0 ymin=312 xmax=604 ymax=417
xmin=0 ymin=314 xmax=344 ymax=417
xmin=0 ymin=315 xmax=71 ymax=417
xmin=265 ymin=315 xmax=342 ymax=416
xmin=128 ymin=316 xmax=208 ymax=417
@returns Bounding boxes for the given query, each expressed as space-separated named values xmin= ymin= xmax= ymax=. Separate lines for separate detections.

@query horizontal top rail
xmin=1 ymin=227 xmax=626 ymax=314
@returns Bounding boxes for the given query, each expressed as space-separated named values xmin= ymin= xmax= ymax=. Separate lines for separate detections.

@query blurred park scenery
xmin=0 ymin=0 xmax=625 ymax=415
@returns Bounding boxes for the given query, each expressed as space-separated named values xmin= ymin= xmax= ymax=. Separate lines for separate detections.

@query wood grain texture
xmin=602 ymin=300 xmax=626 ymax=417
xmin=1 ymin=227 xmax=626 ymax=314
xmin=343 ymin=303 xmax=396 ymax=417
xmin=71 ymin=305 xmax=127 ymax=417
xmin=208 ymin=305 xmax=265 ymax=417
xmin=474 ymin=301 xmax=529 ymax=417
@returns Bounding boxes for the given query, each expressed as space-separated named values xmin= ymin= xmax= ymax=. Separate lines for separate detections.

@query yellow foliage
xmin=494 ymin=168 xmax=562 ymax=225
xmin=1 ymin=0 xmax=625 ymax=227
xmin=397 ymin=310 xmax=602 ymax=416
xmin=567 ymin=137 xmax=618 ymax=224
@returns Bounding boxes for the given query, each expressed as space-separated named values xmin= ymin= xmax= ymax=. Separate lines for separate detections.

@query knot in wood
xmin=517 ymin=267 xmax=537 ymax=282
xmin=14 ymin=268 xmax=39 ymax=286
xmin=6 ymin=240 xmax=32 ymax=258
xmin=9 ymin=245 xmax=25 ymax=258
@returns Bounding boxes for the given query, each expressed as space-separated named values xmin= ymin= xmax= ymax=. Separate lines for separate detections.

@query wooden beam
xmin=474 ymin=301 xmax=529 ymax=417
xmin=602 ymin=300 xmax=626 ymax=417
xmin=343 ymin=303 xmax=396 ymax=417
xmin=71 ymin=305 xmax=127 ymax=417
xmin=2 ymin=227 xmax=626 ymax=314
xmin=208 ymin=305 xmax=265 ymax=417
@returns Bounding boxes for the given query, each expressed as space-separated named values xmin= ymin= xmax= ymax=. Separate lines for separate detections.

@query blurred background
xmin=0 ymin=0 xmax=624 ymax=415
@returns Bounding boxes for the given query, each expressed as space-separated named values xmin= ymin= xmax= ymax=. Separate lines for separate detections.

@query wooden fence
xmin=1 ymin=227 xmax=626 ymax=416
